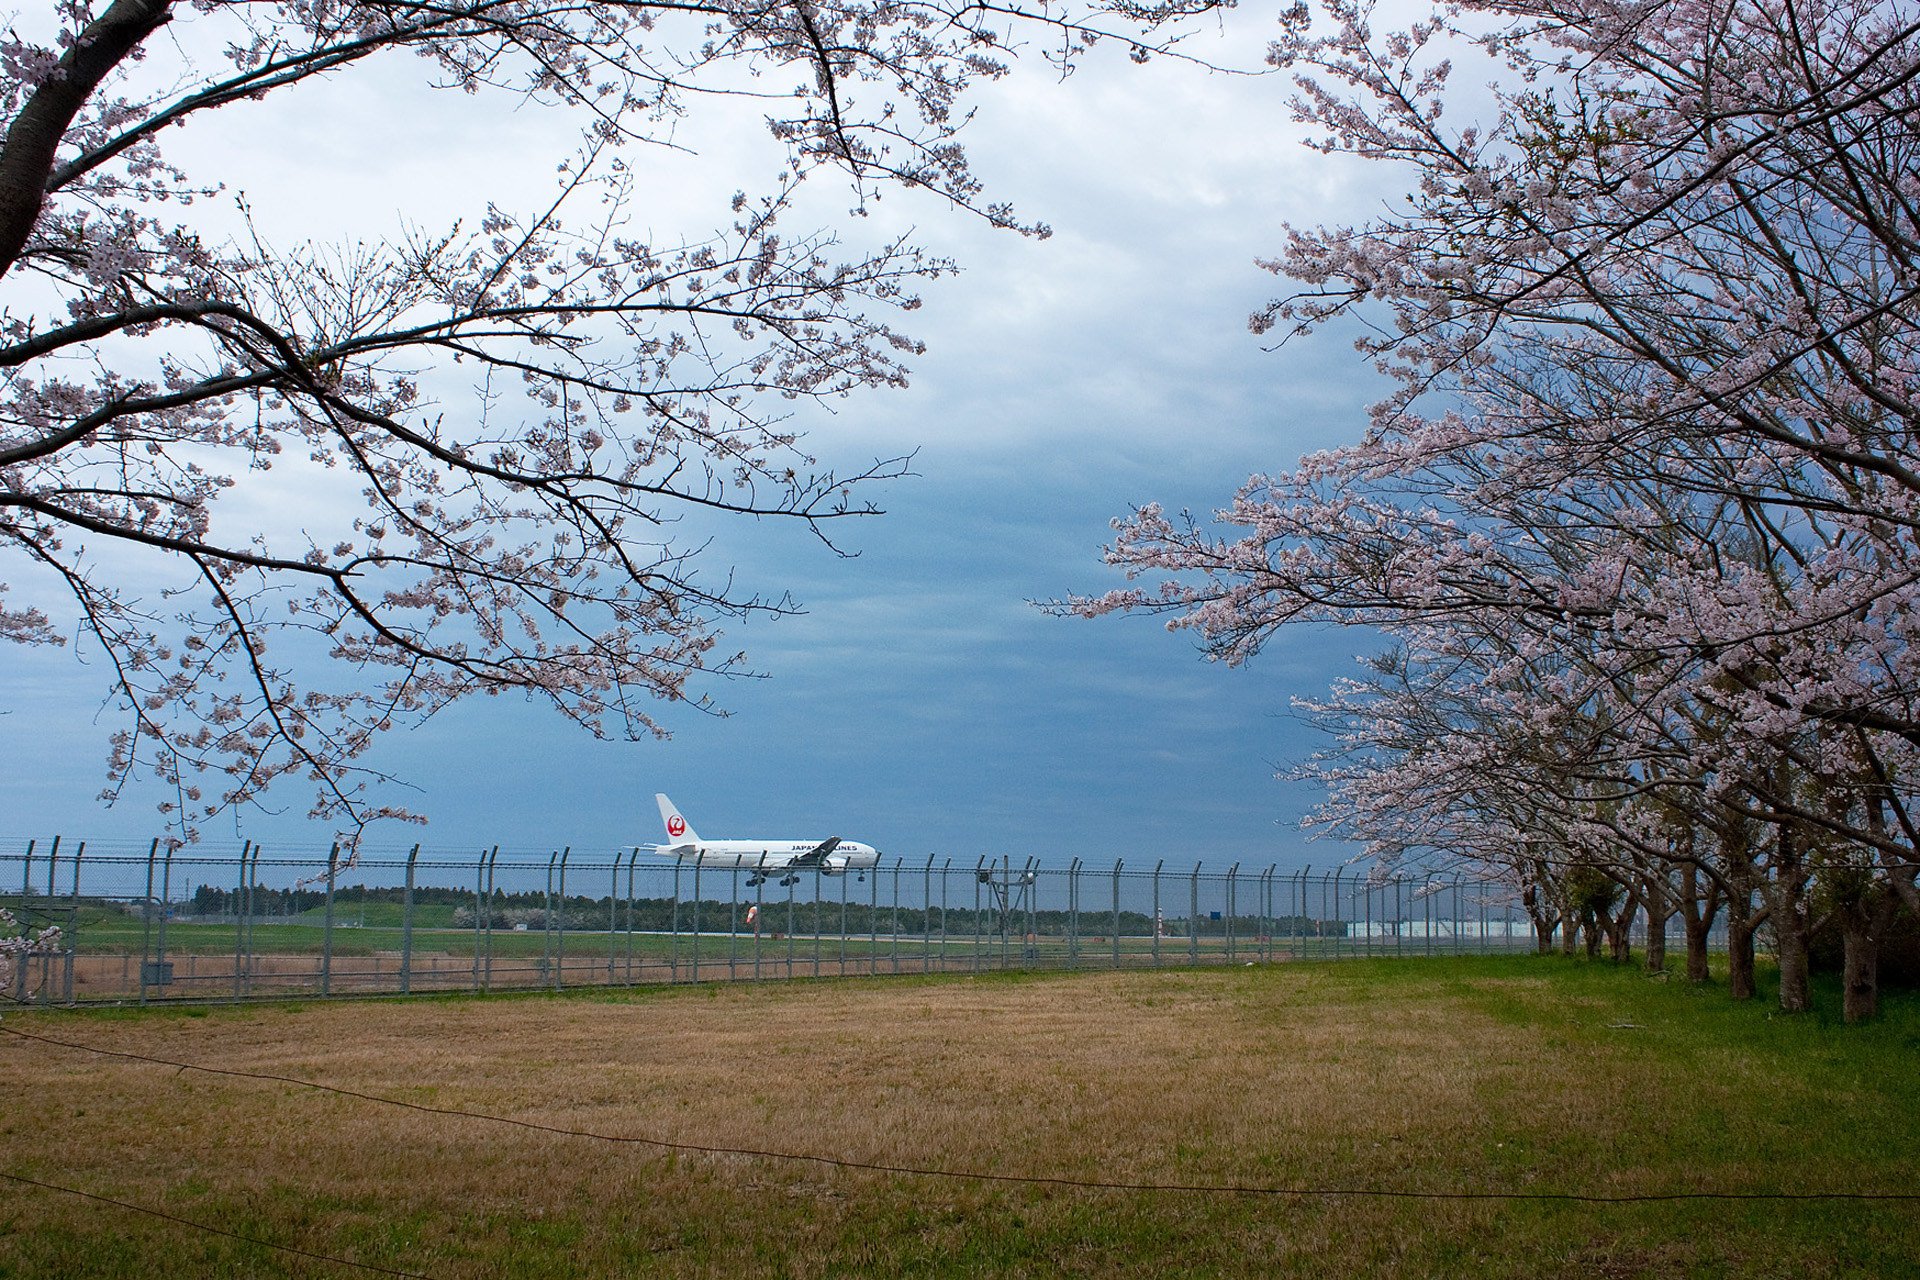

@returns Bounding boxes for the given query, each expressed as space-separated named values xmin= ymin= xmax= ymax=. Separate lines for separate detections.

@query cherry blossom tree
xmin=1071 ymin=0 xmax=1920 ymax=1016
xmin=0 ymin=905 xmax=58 ymax=995
xmin=0 ymin=0 xmax=1220 ymax=845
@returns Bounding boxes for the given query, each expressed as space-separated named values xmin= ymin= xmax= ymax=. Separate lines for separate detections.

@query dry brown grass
xmin=0 ymin=960 xmax=1913 ymax=1278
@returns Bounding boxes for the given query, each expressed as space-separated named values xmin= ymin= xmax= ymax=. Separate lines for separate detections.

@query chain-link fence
xmin=4 ymin=836 xmax=1584 ymax=1004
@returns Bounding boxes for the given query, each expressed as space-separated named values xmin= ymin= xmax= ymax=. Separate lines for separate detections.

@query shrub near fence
xmin=4 ymin=839 xmax=1587 ymax=1005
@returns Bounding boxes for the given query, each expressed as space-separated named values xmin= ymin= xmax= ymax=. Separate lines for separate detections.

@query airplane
xmin=648 ymin=793 xmax=883 ymax=887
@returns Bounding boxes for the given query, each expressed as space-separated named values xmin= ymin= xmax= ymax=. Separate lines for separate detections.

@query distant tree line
xmin=184 ymin=883 xmax=1345 ymax=938
xmin=189 ymin=883 xmax=475 ymax=917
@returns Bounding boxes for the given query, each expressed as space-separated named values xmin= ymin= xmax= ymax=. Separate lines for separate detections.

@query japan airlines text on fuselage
xmin=650 ymin=793 xmax=882 ymax=886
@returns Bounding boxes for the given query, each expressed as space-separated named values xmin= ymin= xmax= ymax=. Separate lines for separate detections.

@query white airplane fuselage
xmin=650 ymin=795 xmax=882 ymax=885
xmin=662 ymin=840 xmax=882 ymax=872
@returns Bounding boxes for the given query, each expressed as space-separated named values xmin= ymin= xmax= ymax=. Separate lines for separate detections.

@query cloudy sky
xmin=3 ymin=5 xmax=1405 ymax=868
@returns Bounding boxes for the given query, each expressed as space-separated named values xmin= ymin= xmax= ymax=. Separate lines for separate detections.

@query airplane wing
xmin=786 ymin=836 xmax=842 ymax=869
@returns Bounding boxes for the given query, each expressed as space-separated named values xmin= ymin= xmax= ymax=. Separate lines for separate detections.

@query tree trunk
xmin=1769 ymin=824 xmax=1813 ymax=1014
xmin=1841 ymin=914 xmax=1879 ymax=1024
xmin=1682 ymin=913 xmax=1711 ymax=981
xmin=1642 ymin=873 xmax=1668 ymax=973
xmin=1727 ymin=916 xmax=1756 ymax=1000
xmin=1776 ymin=915 xmax=1811 ymax=1012
xmin=1839 ymin=888 xmax=1901 ymax=1024
xmin=1523 ymin=881 xmax=1555 ymax=954
xmin=1606 ymin=889 xmax=1639 ymax=965
xmin=0 ymin=0 xmax=175 ymax=280
xmin=1561 ymin=903 xmax=1578 ymax=957
xmin=1724 ymin=861 xmax=1761 ymax=1003
xmin=1607 ymin=920 xmax=1632 ymax=964
xmin=1678 ymin=863 xmax=1720 ymax=983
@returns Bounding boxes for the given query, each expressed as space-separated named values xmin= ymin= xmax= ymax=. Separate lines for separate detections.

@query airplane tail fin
xmin=655 ymin=794 xmax=700 ymax=845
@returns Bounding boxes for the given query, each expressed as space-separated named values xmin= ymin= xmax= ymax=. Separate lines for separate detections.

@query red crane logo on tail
xmin=667 ymin=816 xmax=686 ymax=838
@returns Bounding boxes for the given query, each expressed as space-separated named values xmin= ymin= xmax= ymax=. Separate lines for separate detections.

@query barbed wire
xmin=6 ymin=1024 xmax=1918 ymax=1205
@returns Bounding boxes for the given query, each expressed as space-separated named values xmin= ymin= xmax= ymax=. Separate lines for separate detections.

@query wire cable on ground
xmin=6 ymin=1024 xmax=1917 ymax=1205
xmin=0 ymin=1170 xmax=437 ymax=1278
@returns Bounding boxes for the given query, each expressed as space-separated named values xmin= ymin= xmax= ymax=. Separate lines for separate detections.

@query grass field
xmin=1 ymin=955 xmax=1915 ymax=1278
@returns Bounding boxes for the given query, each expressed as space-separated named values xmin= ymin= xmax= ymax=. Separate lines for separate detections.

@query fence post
xmin=670 ymin=861 xmax=681 ymax=984
xmin=14 ymin=838 xmax=31 ymax=998
xmin=555 ymin=847 xmax=571 ymax=991
xmin=972 ymin=857 xmax=984 ymax=973
xmin=1226 ymin=862 xmax=1240 ymax=963
xmin=609 ymin=859 xmax=621 ymax=986
xmin=1112 ymin=859 xmax=1123 ymax=970
xmin=998 ymin=855 xmax=1010 ymax=971
xmin=1323 ymin=867 xmax=1334 ymax=960
xmin=752 ymin=865 xmax=764 ymax=982
xmin=12 ymin=839 xmax=27 ymax=1002
xmin=472 ymin=847 xmax=487 ymax=992
xmin=541 ymin=849 xmax=558 ymax=989
xmin=321 ymin=842 xmax=339 ymax=997
xmin=138 ymin=839 xmax=157 ymax=1004
xmin=400 ymin=843 xmax=420 ymax=995
xmin=243 ymin=842 xmax=260 ymax=999
xmin=26 ymin=837 xmax=47 ymax=1003
xmin=1300 ymin=866 xmax=1311 ymax=958
xmin=787 ymin=870 xmax=798 ymax=981
xmin=1315 ymin=866 xmax=1326 ymax=956
xmin=483 ymin=846 xmax=500 ymax=991
xmin=868 ymin=860 xmax=880 ymax=976
xmin=1320 ymin=866 xmax=1332 ymax=960
xmin=1340 ymin=867 xmax=1352 ymax=961
xmin=233 ymin=840 xmax=252 ymax=1000
xmin=1259 ymin=866 xmax=1274 ymax=962
xmin=691 ymin=858 xmax=702 ymax=984
xmin=1364 ymin=870 xmax=1374 ymax=958
xmin=59 ymin=840 xmax=80 ymax=1003
xmin=1394 ymin=875 xmax=1404 ymax=957
xmin=11 ymin=840 xmax=27 ymax=996
xmin=810 ymin=864 xmax=822 ymax=978
xmin=155 ymin=839 xmax=177 ymax=993
xmin=924 ymin=854 xmax=935 ymax=974
xmin=1152 ymin=860 xmax=1162 ymax=968
xmin=729 ymin=865 xmax=739 ymax=983
xmin=1189 ymin=862 xmax=1200 ymax=967
xmin=624 ymin=847 xmax=640 ymax=983
xmin=1276 ymin=865 xmax=1286 ymax=961
xmin=1068 ymin=857 xmax=1082 ymax=970
xmin=1026 ymin=858 xmax=1041 ymax=964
